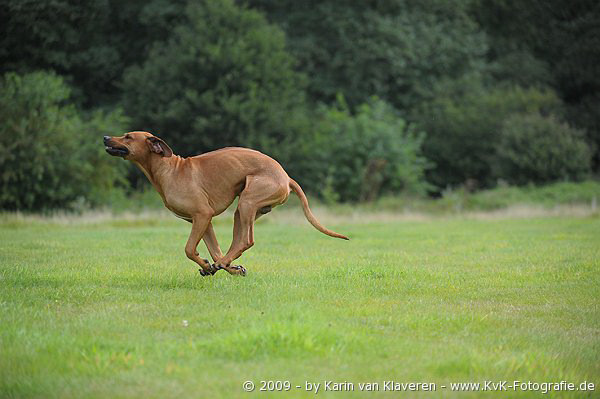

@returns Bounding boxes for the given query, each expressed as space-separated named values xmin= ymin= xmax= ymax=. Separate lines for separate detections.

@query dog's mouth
xmin=105 ymin=145 xmax=129 ymax=157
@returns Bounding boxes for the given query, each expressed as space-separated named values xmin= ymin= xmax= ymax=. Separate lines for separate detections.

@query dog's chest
xmin=161 ymin=190 xmax=197 ymax=222
xmin=170 ymin=210 xmax=192 ymax=222
xmin=164 ymin=201 xmax=192 ymax=222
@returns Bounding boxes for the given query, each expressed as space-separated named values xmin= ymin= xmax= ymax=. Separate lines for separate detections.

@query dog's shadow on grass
xmin=106 ymin=270 xmax=248 ymax=291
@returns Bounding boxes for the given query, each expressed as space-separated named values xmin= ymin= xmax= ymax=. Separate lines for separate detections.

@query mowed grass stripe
xmin=0 ymin=216 xmax=598 ymax=398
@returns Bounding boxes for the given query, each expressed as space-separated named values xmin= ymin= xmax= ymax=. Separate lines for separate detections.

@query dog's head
xmin=103 ymin=131 xmax=173 ymax=161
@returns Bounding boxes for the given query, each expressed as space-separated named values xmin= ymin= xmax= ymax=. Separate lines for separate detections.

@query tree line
xmin=1 ymin=0 xmax=598 ymax=210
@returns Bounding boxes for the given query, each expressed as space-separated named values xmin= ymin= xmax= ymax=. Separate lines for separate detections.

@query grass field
xmin=1 ymin=210 xmax=599 ymax=398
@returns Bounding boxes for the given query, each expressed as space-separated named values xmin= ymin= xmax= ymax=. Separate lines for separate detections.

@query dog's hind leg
xmin=216 ymin=176 xmax=288 ymax=275
xmin=216 ymin=201 xmax=255 ymax=276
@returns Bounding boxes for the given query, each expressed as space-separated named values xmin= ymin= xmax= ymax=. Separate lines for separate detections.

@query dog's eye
xmin=124 ymin=135 xmax=131 ymax=140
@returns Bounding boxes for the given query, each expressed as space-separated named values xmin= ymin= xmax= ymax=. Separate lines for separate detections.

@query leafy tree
xmin=495 ymin=114 xmax=591 ymax=185
xmin=121 ymin=0 xmax=307 ymax=157
xmin=0 ymin=72 xmax=128 ymax=211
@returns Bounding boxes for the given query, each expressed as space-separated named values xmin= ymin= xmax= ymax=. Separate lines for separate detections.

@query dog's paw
xmin=209 ymin=263 xmax=222 ymax=275
xmin=200 ymin=259 xmax=221 ymax=276
xmin=229 ymin=265 xmax=247 ymax=276
xmin=198 ymin=268 xmax=212 ymax=277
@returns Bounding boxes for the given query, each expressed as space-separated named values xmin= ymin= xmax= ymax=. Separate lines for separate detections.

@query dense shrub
xmin=308 ymin=97 xmax=430 ymax=203
xmin=495 ymin=114 xmax=591 ymax=185
xmin=0 ymin=72 xmax=128 ymax=211
xmin=416 ymin=82 xmax=563 ymax=189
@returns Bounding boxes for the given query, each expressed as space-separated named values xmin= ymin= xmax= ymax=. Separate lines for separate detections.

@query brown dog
xmin=104 ymin=131 xmax=348 ymax=276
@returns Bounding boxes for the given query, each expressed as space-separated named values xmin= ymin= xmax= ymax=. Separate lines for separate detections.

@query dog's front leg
xmin=203 ymin=222 xmax=223 ymax=263
xmin=185 ymin=213 xmax=217 ymax=276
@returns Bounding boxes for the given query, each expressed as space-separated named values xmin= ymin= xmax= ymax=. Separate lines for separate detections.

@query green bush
xmin=495 ymin=114 xmax=591 ymax=185
xmin=309 ymin=97 xmax=430 ymax=202
xmin=0 ymin=72 xmax=128 ymax=211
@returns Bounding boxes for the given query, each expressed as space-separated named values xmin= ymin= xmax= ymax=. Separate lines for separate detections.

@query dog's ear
xmin=146 ymin=136 xmax=173 ymax=157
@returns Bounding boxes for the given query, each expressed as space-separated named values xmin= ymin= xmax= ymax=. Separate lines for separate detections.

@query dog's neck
xmin=133 ymin=155 xmax=185 ymax=201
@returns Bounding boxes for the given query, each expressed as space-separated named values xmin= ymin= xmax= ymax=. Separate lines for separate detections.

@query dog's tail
xmin=289 ymin=178 xmax=349 ymax=240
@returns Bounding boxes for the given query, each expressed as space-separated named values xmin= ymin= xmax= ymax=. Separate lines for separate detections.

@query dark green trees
xmin=121 ymin=0 xmax=306 ymax=155
xmin=0 ymin=0 xmax=597 ymax=210
xmin=248 ymin=0 xmax=488 ymax=112
xmin=472 ymin=0 xmax=600 ymax=170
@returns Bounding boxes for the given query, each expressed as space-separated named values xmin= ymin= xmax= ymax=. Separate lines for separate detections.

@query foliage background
xmin=1 ymin=0 xmax=598 ymax=210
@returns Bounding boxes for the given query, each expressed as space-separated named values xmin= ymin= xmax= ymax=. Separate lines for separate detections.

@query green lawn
xmin=1 ymin=213 xmax=599 ymax=398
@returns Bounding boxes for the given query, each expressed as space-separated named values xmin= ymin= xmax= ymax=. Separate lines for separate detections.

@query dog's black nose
xmin=103 ymin=136 xmax=111 ymax=143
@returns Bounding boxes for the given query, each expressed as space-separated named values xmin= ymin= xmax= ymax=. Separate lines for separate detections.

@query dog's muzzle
xmin=103 ymin=136 xmax=129 ymax=157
